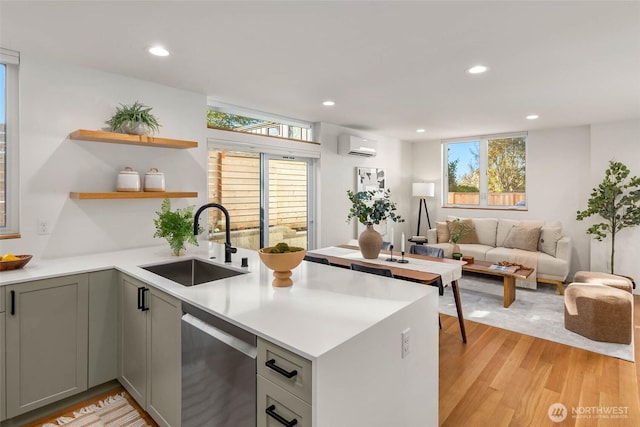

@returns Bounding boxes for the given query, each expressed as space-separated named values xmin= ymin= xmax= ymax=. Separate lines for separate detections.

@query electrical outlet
xmin=401 ymin=328 xmax=411 ymax=358
xmin=37 ymin=219 xmax=50 ymax=235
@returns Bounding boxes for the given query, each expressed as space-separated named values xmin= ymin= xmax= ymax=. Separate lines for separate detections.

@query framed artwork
xmin=357 ymin=167 xmax=385 ymax=193
xmin=355 ymin=167 xmax=388 ymax=237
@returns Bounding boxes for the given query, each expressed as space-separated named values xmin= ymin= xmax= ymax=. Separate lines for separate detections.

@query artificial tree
xmin=576 ymin=160 xmax=640 ymax=274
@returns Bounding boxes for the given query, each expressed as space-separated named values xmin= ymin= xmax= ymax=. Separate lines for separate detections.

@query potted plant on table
xmin=576 ymin=160 xmax=640 ymax=274
xmin=449 ymin=218 xmax=473 ymax=260
xmin=346 ymin=189 xmax=404 ymax=259
xmin=153 ymin=198 xmax=202 ymax=256
xmin=106 ymin=101 xmax=161 ymax=135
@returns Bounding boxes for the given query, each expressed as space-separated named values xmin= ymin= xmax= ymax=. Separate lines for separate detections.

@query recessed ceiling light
xmin=322 ymin=100 xmax=335 ymax=106
xmin=149 ymin=46 xmax=170 ymax=57
xmin=416 ymin=129 xmax=426 ymax=133
xmin=526 ymin=114 xmax=539 ymax=120
xmin=467 ymin=65 xmax=488 ymax=74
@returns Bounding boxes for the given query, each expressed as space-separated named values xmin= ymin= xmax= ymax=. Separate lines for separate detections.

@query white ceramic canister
xmin=116 ymin=167 xmax=141 ymax=192
xmin=144 ymin=168 xmax=165 ymax=192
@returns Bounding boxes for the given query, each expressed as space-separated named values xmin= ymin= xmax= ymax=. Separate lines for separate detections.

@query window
xmin=207 ymin=100 xmax=313 ymax=142
xmin=443 ymin=132 xmax=527 ymax=209
xmin=1 ymin=48 xmax=19 ymax=237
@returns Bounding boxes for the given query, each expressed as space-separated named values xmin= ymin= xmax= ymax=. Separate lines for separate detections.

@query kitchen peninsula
xmin=0 ymin=243 xmax=438 ymax=427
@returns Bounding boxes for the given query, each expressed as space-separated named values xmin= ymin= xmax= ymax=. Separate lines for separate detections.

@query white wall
xmin=316 ymin=123 xmax=413 ymax=249
xmin=589 ymin=119 xmax=640 ymax=286
xmin=1 ymin=55 xmax=208 ymax=259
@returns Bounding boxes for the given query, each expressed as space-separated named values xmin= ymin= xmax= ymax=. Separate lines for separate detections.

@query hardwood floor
xmin=439 ymin=295 xmax=640 ymax=426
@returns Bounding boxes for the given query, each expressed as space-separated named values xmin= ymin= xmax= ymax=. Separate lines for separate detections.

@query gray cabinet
xmin=118 ymin=273 xmax=181 ymax=427
xmin=88 ymin=270 xmax=118 ymax=387
xmin=1 ymin=287 xmax=5 ymax=422
xmin=4 ymin=274 xmax=89 ymax=418
xmin=256 ymin=338 xmax=312 ymax=427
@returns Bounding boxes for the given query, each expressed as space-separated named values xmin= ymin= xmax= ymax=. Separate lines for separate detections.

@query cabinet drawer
xmin=257 ymin=338 xmax=312 ymax=404
xmin=257 ymin=376 xmax=311 ymax=427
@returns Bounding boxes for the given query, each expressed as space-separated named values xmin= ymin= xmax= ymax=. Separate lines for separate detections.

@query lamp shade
xmin=412 ymin=182 xmax=435 ymax=198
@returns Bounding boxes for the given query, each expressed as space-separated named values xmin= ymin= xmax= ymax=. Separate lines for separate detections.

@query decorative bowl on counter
xmin=258 ymin=243 xmax=306 ymax=287
xmin=0 ymin=254 xmax=33 ymax=271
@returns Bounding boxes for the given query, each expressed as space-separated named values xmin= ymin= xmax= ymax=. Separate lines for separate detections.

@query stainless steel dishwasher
xmin=181 ymin=303 xmax=257 ymax=427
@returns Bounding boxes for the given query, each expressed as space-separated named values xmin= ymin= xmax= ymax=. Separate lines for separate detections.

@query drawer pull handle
xmin=10 ymin=290 xmax=15 ymax=315
xmin=137 ymin=286 xmax=144 ymax=310
xmin=141 ymin=288 xmax=150 ymax=311
xmin=266 ymin=359 xmax=298 ymax=379
xmin=266 ymin=404 xmax=298 ymax=426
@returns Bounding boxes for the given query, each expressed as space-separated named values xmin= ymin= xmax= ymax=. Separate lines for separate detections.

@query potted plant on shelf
xmin=576 ymin=160 xmax=640 ymax=274
xmin=106 ymin=101 xmax=161 ymax=135
xmin=258 ymin=242 xmax=306 ymax=287
xmin=448 ymin=218 xmax=473 ymax=260
xmin=153 ymin=198 xmax=202 ymax=256
xmin=346 ymin=189 xmax=404 ymax=259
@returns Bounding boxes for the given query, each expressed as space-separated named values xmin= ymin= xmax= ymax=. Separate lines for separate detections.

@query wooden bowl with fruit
xmin=0 ymin=254 xmax=33 ymax=271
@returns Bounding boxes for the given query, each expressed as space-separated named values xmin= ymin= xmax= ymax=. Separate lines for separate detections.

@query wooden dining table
xmin=306 ymin=245 xmax=468 ymax=343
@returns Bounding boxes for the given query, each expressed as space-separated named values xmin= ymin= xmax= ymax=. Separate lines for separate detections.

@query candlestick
xmin=386 ymin=244 xmax=397 ymax=262
xmin=401 ymin=232 xmax=405 ymax=252
xmin=397 ymin=250 xmax=409 ymax=263
xmin=390 ymin=228 xmax=394 ymax=247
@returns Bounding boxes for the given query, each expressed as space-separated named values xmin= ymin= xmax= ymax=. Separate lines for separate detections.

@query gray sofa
xmin=425 ymin=217 xmax=572 ymax=292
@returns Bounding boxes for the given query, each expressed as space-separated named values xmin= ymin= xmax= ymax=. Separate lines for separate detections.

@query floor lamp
xmin=412 ymin=182 xmax=435 ymax=236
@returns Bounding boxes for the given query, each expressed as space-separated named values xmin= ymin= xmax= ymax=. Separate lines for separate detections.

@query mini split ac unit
xmin=338 ymin=134 xmax=377 ymax=157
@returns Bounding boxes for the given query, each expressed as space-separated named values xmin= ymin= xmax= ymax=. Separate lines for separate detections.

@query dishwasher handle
xmin=182 ymin=313 xmax=257 ymax=359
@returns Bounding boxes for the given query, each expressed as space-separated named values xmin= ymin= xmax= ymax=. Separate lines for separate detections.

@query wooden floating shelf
xmin=69 ymin=129 xmax=198 ymax=149
xmin=69 ymin=191 xmax=198 ymax=200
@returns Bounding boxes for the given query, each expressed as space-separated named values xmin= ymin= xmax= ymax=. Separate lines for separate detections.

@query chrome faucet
xmin=194 ymin=203 xmax=237 ymax=263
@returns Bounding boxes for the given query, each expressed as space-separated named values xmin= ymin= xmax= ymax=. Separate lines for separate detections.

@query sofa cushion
xmin=503 ymin=226 xmax=541 ymax=252
xmin=471 ymin=218 xmax=498 ymax=247
xmin=496 ymin=219 xmax=519 ymax=247
xmin=436 ymin=221 xmax=450 ymax=243
xmin=458 ymin=244 xmax=493 ymax=261
xmin=447 ymin=219 xmax=479 ymax=244
xmin=538 ymin=226 xmax=563 ymax=257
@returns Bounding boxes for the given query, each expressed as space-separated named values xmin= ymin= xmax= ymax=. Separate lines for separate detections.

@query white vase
xmin=120 ymin=122 xmax=149 ymax=135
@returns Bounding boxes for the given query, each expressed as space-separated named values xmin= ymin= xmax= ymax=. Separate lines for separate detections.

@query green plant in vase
xmin=106 ymin=101 xmax=161 ymax=135
xmin=576 ymin=160 xmax=640 ymax=274
xmin=153 ymin=198 xmax=202 ymax=256
xmin=449 ymin=218 xmax=473 ymax=260
xmin=346 ymin=189 xmax=404 ymax=259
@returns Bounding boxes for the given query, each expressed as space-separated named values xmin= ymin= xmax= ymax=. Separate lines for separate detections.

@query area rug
xmin=39 ymin=390 xmax=153 ymax=427
xmin=439 ymin=274 xmax=635 ymax=362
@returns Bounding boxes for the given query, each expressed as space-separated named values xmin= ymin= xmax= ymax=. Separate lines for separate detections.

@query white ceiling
xmin=1 ymin=1 xmax=639 ymax=142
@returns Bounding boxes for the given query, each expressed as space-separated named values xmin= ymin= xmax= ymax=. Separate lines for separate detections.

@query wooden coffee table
xmin=461 ymin=260 xmax=534 ymax=308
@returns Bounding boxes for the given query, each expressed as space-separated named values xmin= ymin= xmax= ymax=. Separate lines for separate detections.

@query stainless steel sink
xmin=141 ymin=259 xmax=246 ymax=287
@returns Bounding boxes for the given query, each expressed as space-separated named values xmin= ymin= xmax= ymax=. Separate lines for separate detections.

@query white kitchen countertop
xmin=0 ymin=243 xmax=435 ymax=360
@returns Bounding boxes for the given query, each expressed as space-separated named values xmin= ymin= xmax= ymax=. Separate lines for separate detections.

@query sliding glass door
xmin=207 ymin=149 xmax=315 ymax=250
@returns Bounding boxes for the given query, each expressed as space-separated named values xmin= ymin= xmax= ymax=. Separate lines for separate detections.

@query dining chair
xmin=350 ymin=263 xmax=394 ymax=278
xmin=304 ymin=255 xmax=330 ymax=265
xmin=409 ymin=245 xmax=445 ymax=295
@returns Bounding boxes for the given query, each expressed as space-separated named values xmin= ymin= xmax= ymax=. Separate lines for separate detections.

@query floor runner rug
xmin=30 ymin=388 xmax=155 ymax=427
xmin=439 ymin=274 xmax=634 ymax=362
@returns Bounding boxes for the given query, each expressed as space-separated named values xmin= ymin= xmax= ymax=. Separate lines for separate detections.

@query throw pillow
xmin=436 ymin=222 xmax=450 ymax=243
xmin=538 ymin=227 xmax=562 ymax=257
xmin=503 ymin=226 xmax=541 ymax=252
xmin=446 ymin=219 xmax=479 ymax=244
